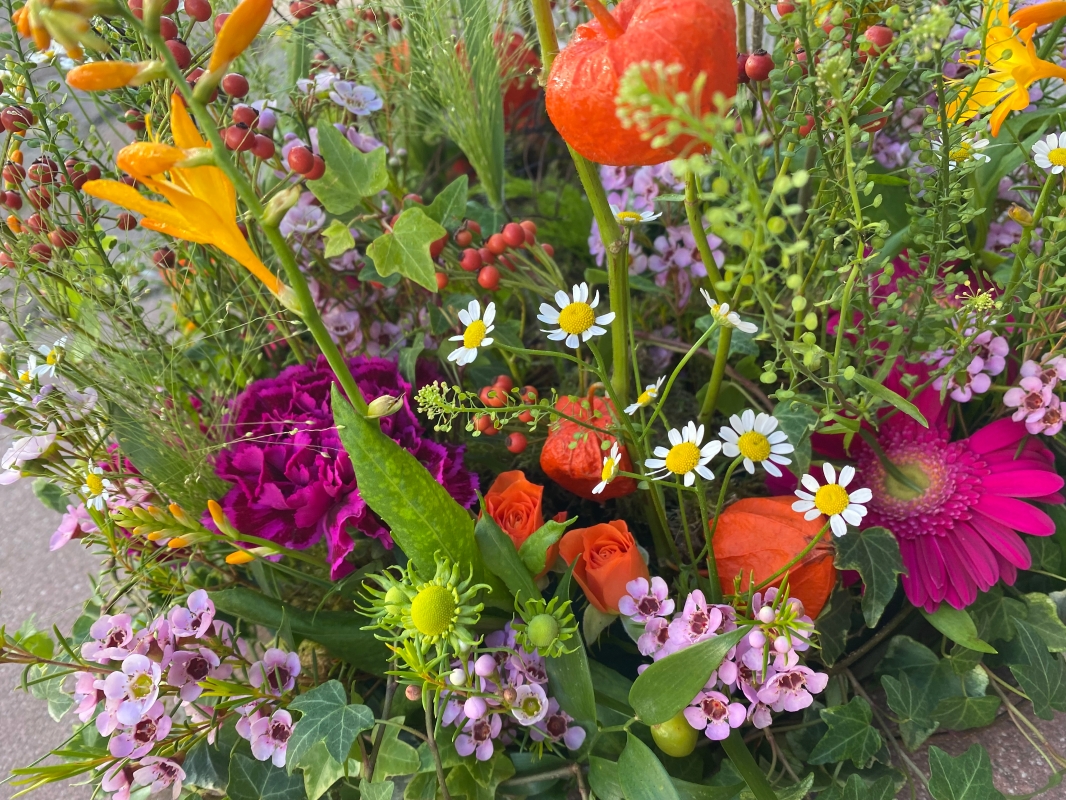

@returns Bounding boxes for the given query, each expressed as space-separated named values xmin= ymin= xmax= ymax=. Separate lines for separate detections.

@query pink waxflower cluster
xmin=1004 ymin=356 xmax=1066 ymax=435
xmin=439 ymin=622 xmax=584 ymax=761
xmin=622 ymin=579 xmax=827 ymax=739
xmin=930 ymin=329 xmax=1008 ymax=403
xmin=74 ymin=591 xmax=302 ymax=799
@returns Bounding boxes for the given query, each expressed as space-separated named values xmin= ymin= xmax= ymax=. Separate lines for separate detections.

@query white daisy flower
xmin=1033 ymin=132 xmax=1066 ymax=175
xmin=624 ymin=376 xmax=665 ymax=415
xmin=610 ymin=203 xmax=661 ymax=226
xmin=29 ymin=337 xmax=67 ymax=382
xmin=30 ymin=44 xmax=77 ymax=71
xmin=593 ymin=442 xmax=623 ymax=495
xmin=538 ymin=283 xmax=615 ymax=349
xmin=719 ymin=409 xmax=795 ymax=477
xmin=791 ymin=462 xmax=872 ymax=537
xmin=645 ymin=421 xmax=721 ymax=487
xmin=82 ymin=464 xmax=115 ymax=512
xmin=931 ymin=133 xmax=990 ymax=170
xmin=700 ymin=289 xmax=757 ymax=334
xmin=448 ymin=301 xmax=495 ymax=366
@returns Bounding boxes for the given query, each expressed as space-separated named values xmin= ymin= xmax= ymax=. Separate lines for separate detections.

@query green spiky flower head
xmin=511 ymin=595 xmax=578 ymax=658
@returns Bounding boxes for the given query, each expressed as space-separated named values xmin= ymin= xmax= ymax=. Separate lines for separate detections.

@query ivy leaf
xmin=1027 ymin=537 xmax=1062 ymax=572
xmin=880 ymin=672 xmax=938 ymax=750
xmin=808 ymin=697 xmax=883 ymax=767
xmin=365 ymin=207 xmax=446 ymax=291
xmin=517 ymin=518 xmax=573 ymax=576
xmin=834 ymin=526 xmax=905 ymax=627
xmin=286 ymin=681 xmax=374 ymax=772
xmin=931 ymin=695 xmax=1001 ymax=731
xmin=816 ymin=586 xmax=854 ymax=666
xmin=31 ymin=477 xmax=70 ymax=513
xmin=927 ymin=745 xmax=1004 ymax=800
xmin=309 ymin=125 xmax=388 ymax=214
xmin=819 ymin=774 xmax=896 ymax=800
xmin=228 ymin=753 xmax=308 ymax=800
xmin=969 ymin=587 xmax=1025 ymax=643
xmin=361 ymin=781 xmax=394 ymax=800
xmin=371 ymin=717 xmax=421 ymax=781
xmin=618 ymin=733 xmax=681 ymax=800
xmin=322 ymin=219 xmax=356 ymax=258
xmin=298 ymin=742 xmax=347 ymax=800
xmin=1022 ymin=592 xmax=1066 ymax=652
xmin=1010 ymin=619 xmax=1066 ymax=720
xmin=423 ymin=175 xmax=469 ymax=231
xmin=921 ymin=606 xmax=997 ymax=654
xmin=772 ymin=400 xmax=818 ymax=478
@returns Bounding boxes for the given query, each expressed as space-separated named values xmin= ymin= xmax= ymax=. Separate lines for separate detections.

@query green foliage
xmin=1010 ymin=620 xmax=1066 ymax=720
xmin=921 ymin=606 xmax=997 ymax=654
xmin=926 ymin=745 xmax=1004 ymax=800
xmin=969 ymin=588 xmax=1025 ymax=644
xmin=545 ymin=563 xmax=598 ymax=728
xmin=808 ymin=697 xmax=883 ymax=767
xmin=286 ymin=681 xmax=374 ymax=772
xmin=298 ymin=742 xmax=349 ymax=800
xmin=773 ymin=400 xmax=818 ymax=478
xmin=370 ymin=718 xmax=421 ymax=781
xmin=308 ymin=125 xmax=389 ymax=214
xmin=446 ymin=750 xmax=516 ymax=800
xmin=833 ymin=526 xmax=905 ymax=627
xmin=818 ymin=774 xmax=897 ymax=800
xmin=365 ymin=208 xmax=448 ymax=292
xmin=881 ymin=671 xmax=940 ymax=750
xmin=816 ymin=586 xmax=854 ymax=666
xmin=618 ymin=734 xmax=682 ymax=800
xmin=1021 ymin=593 xmax=1066 ymax=652
xmin=473 ymin=509 xmax=539 ymax=605
xmin=322 ymin=219 xmax=356 ymax=258
xmin=517 ymin=518 xmax=572 ymax=576
xmin=423 ymin=176 xmax=469 ymax=231
xmin=228 ymin=753 xmax=308 ymax=800
xmin=31 ymin=478 xmax=70 ymax=514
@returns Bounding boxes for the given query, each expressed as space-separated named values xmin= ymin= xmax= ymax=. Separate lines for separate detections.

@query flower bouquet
xmin=3 ymin=0 xmax=1066 ymax=796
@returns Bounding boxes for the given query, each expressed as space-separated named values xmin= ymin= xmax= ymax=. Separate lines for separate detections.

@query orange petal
xmin=81 ymin=179 xmax=195 ymax=231
xmin=117 ymin=141 xmax=187 ymax=178
xmin=1010 ymin=1 xmax=1066 ymax=28
xmin=208 ymin=0 xmax=272 ymax=72
xmin=139 ymin=218 xmax=212 ymax=244
xmin=66 ymin=61 xmax=143 ymax=91
xmin=169 ymin=93 xmax=205 ymax=149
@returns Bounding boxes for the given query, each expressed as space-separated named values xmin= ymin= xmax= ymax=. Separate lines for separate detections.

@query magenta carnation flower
xmin=856 ymin=398 xmax=1065 ymax=611
xmin=211 ymin=357 xmax=477 ymax=579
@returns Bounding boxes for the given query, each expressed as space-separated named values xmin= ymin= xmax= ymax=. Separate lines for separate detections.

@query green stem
xmin=695 ymin=481 xmax=722 ymax=602
xmin=699 ymin=326 xmax=732 ymax=421
xmin=753 ymin=522 xmax=830 ymax=591
xmin=685 ymin=171 xmax=726 ymax=298
xmin=1006 ymin=176 xmax=1056 ymax=307
xmin=721 ymin=730 xmax=776 ymax=800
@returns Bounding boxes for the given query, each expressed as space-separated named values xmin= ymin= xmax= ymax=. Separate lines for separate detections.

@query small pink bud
xmin=757 ymin=607 xmax=776 ymax=624
xmin=774 ymin=636 xmax=791 ymax=654
xmin=464 ymin=697 xmax=488 ymax=719
xmin=748 ymin=629 xmax=766 ymax=648
xmin=405 ymin=684 xmax=422 ymax=702
xmin=474 ymin=654 xmax=496 ymax=677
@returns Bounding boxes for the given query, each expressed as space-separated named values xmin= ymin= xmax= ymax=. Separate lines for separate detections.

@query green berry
xmin=651 ymin=712 xmax=699 ymax=758
xmin=527 ymin=613 xmax=560 ymax=649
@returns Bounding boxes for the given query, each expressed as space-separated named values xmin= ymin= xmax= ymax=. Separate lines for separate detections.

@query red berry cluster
xmin=222 ymin=103 xmax=276 ymax=159
xmin=449 ymin=219 xmax=552 ymax=292
xmin=473 ymin=375 xmax=537 ymax=452
xmin=287 ymin=146 xmax=326 ymax=180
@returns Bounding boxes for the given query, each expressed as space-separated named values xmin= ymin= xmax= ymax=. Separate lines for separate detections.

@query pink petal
xmin=952 ymin=522 xmax=1001 ymax=588
xmin=980 ymin=470 xmax=1064 ymax=498
xmin=937 ymin=534 xmax=977 ymax=607
xmin=966 ymin=418 xmax=1025 ymax=454
xmin=969 ymin=514 xmax=1033 ymax=569
xmin=973 ymin=495 xmax=1056 ymax=535
xmin=898 ymin=538 xmax=927 ymax=609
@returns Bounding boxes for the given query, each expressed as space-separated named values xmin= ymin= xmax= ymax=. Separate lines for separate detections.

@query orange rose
xmin=484 ymin=471 xmax=544 ymax=549
xmin=559 ymin=520 xmax=649 ymax=613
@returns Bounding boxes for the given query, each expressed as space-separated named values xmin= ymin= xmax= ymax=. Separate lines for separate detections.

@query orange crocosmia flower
xmin=947 ymin=0 xmax=1066 ymax=136
xmin=208 ymin=0 xmax=272 ymax=72
xmin=83 ymin=94 xmax=291 ymax=303
xmin=67 ymin=60 xmax=161 ymax=92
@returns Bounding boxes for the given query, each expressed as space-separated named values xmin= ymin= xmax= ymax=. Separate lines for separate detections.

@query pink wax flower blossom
xmin=168 ymin=590 xmax=215 ymax=639
xmin=108 ymin=700 xmax=172 ymax=758
xmin=668 ymin=590 xmax=724 ymax=647
xmin=529 ymin=698 xmax=586 ymax=750
xmin=618 ymin=576 xmax=675 ymax=622
xmin=1026 ymin=395 xmax=1065 ymax=436
xmin=250 ymin=709 xmax=294 ymax=767
xmin=933 ymin=356 xmax=992 ymax=402
xmin=757 ymin=666 xmax=829 ymax=713
xmin=1021 ymin=356 xmax=1066 ymax=388
xmin=167 ymin=646 xmax=228 ymax=701
xmin=455 ymin=714 xmax=502 ymax=761
xmin=638 ymin=616 xmax=671 ymax=657
xmin=511 ymin=683 xmax=549 ymax=725
xmin=72 ymin=671 xmax=103 ymax=722
xmin=1004 ymin=376 xmax=1053 ymax=422
xmin=684 ymin=690 xmax=747 ymax=740
xmin=249 ymin=648 xmax=301 ymax=695
xmin=81 ymin=613 xmax=135 ymax=663
xmin=969 ymin=330 xmax=1008 ymax=376
xmin=101 ymin=763 xmax=135 ymax=800
xmin=132 ymin=757 xmax=186 ymax=799
xmin=50 ymin=503 xmax=97 ymax=550
xmin=104 ymin=654 xmax=162 ymax=726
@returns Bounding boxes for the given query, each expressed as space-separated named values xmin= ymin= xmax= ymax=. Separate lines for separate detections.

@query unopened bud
xmin=367 ymin=394 xmax=404 ymax=419
xmin=405 ymin=684 xmax=422 ymax=702
xmin=448 ymin=668 xmax=467 ymax=687
xmin=264 ymin=184 xmax=302 ymax=227
xmin=1008 ymin=205 xmax=1034 ymax=227
xmin=502 ymin=686 xmax=518 ymax=704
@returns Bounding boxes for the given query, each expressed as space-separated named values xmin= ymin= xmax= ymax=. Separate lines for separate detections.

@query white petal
xmin=668 ymin=428 xmax=682 ymax=446
xmin=722 ymin=443 xmax=740 ymax=458
xmin=684 ymin=471 xmax=696 ymax=487
xmin=741 ymin=409 xmax=755 ymax=429
xmin=481 ymin=337 xmax=493 ymax=347
xmin=838 ymin=464 xmax=855 ymax=487
xmin=483 ymin=303 xmax=496 ymax=326
xmin=566 ymin=333 xmax=581 ymax=349
xmin=800 ymin=474 xmax=821 ymax=493
xmin=763 ymin=461 xmax=782 ymax=478
xmin=447 ymin=349 xmax=463 ymax=362
xmin=695 ymin=465 xmax=715 ymax=480
xmin=794 ymin=490 xmax=814 ymax=502
xmin=804 ymin=508 xmax=822 ymax=521
xmin=830 ymin=515 xmax=847 ymax=537
xmin=848 ymin=487 xmax=872 ymax=504
xmin=555 ymin=290 xmax=570 ymax=308
xmin=596 ymin=312 xmax=616 ymax=325
xmin=653 ymin=446 xmax=670 ymax=457
xmin=645 ymin=458 xmax=666 ymax=469
xmin=792 ymin=500 xmax=814 ymax=513
xmin=840 ymin=507 xmax=863 ymax=526
xmin=546 ymin=329 xmax=568 ymax=341
xmin=743 ymin=458 xmax=755 ymax=474
xmin=822 ymin=462 xmax=837 ymax=484
xmin=720 ymin=428 xmax=739 ymax=444
xmin=467 ymin=299 xmax=480 ymax=320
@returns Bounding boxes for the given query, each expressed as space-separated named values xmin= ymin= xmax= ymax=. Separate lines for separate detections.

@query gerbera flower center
xmin=410 ymin=584 xmax=457 ymax=637
xmin=882 ymin=462 xmax=930 ymax=502
xmin=557 ymin=302 xmax=596 ymax=335
xmin=813 ymin=484 xmax=849 ymax=516
xmin=462 ymin=320 xmax=487 ymax=349
xmin=737 ymin=431 xmax=771 ymax=462
xmin=665 ymin=442 xmax=701 ymax=475
xmin=1048 ymin=147 xmax=1066 ymax=167
xmin=85 ymin=473 xmax=104 ymax=495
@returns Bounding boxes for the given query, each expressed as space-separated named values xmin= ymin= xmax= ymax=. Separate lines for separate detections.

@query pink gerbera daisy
xmin=856 ymin=397 xmax=1064 ymax=611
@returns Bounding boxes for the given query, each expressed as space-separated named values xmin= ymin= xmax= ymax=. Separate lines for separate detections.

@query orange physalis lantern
xmin=544 ymin=0 xmax=738 ymax=166
xmin=540 ymin=390 xmax=637 ymax=501
xmin=711 ymin=496 xmax=836 ymax=618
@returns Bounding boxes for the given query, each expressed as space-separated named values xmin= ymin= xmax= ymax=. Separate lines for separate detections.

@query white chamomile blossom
xmin=624 ymin=376 xmax=665 ymax=415
xmin=1033 ymin=132 xmax=1066 ymax=175
xmin=931 ymin=133 xmax=990 ymax=169
xmin=719 ymin=409 xmax=795 ymax=477
xmin=593 ymin=442 xmax=622 ymax=495
xmin=30 ymin=44 xmax=76 ymax=70
xmin=645 ymin=421 xmax=721 ymax=487
xmin=448 ymin=301 xmax=495 ymax=366
xmin=791 ymin=463 xmax=872 ymax=537
xmin=610 ymin=203 xmax=661 ymax=225
xmin=28 ymin=337 xmax=67 ymax=382
xmin=538 ymin=284 xmax=615 ymax=349
xmin=700 ymin=289 xmax=757 ymax=334
xmin=82 ymin=465 xmax=115 ymax=511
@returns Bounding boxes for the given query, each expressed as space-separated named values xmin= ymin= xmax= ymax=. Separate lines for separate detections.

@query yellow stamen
xmin=1048 ymin=148 xmax=1066 ymax=167
xmin=463 ymin=319 xmax=487 ymax=349
xmin=814 ymin=484 xmax=850 ymax=516
xmin=737 ymin=431 xmax=771 ymax=462
xmin=665 ymin=442 xmax=701 ymax=475
xmin=601 ymin=457 xmax=616 ymax=482
xmin=410 ymin=584 xmax=456 ymax=637
xmin=616 ymin=211 xmax=643 ymax=223
xmin=85 ymin=473 xmax=104 ymax=495
xmin=558 ymin=302 xmax=595 ymax=335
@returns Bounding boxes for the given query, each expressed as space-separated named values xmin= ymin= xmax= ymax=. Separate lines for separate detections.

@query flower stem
xmin=721 ymin=730 xmax=776 ymax=800
xmin=1006 ymin=175 xmax=1056 ymax=307
xmin=753 ymin=521 xmax=830 ymax=592
xmin=425 ymin=696 xmax=453 ymax=800
xmin=699 ymin=326 xmax=732 ymax=421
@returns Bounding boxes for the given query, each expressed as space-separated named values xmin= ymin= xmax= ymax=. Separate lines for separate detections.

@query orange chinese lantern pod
xmin=711 ymin=496 xmax=836 ymax=618
xmin=539 ymin=389 xmax=637 ymax=501
xmin=545 ymin=0 xmax=737 ymax=166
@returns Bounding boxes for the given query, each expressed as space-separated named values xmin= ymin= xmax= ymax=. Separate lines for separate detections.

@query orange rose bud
xmin=116 ymin=141 xmax=187 ymax=178
xmin=208 ymin=0 xmax=272 ymax=72
xmin=484 ymin=470 xmax=544 ymax=547
xmin=67 ymin=60 xmax=159 ymax=91
xmin=1010 ymin=0 xmax=1066 ymax=29
xmin=559 ymin=520 xmax=649 ymax=614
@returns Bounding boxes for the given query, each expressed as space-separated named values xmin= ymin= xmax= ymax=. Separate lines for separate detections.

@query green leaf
xmin=298 ymin=742 xmax=347 ymax=800
xmin=834 ymin=526 xmax=905 ymax=627
xmin=322 ymin=219 xmax=356 ymax=258
xmin=927 ymin=745 xmax=1004 ymax=800
xmin=881 ymin=672 xmax=939 ymax=750
xmin=618 ymin=733 xmax=682 ymax=800
xmin=921 ymin=606 xmax=997 ymax=654
xmin=969 ymin=587 xmax=1025 ymax=643
xmin=517 ymin=518 xmax=571 ymax=576
xmin=1010 ymin=619 xmax=1066 ymax=720
xmin=210 ymin=588 xmax=388 ymax=675
xmin=816 ymin=586 xmax=853 ymax=666
xmin=1027 ymin=537 xmax=1062 ymax=572
xmin=772 ymin=400 xmax=818 ymax=478
xmin=583 ymin=604 xmax=617 ymax=643
xmin=286 ymin=681 xmax=374 ymax=772
xmin=26 ymin=664 xmax=73 ymax=722
xmin=332 ymin=388 xmax=500 ymax=595
xmin=31 ymin=477 xmax=70 ymax=514
xmin=590 ymin=755 xmax=743 ymax=800
xmin=473 ymin=510 xmax=539 ymax=605
xmin=365 ymin=208 xmax=447 ymax=291
xmin=405 ymin=772 xmax=438 ymax=800
xmin=931 ymin=695 xmax=1000 ymax=730
xmin=808 ymin=697 xmax=883 ymax=767
xmin=309 ymin=125 xmax=389 ymax=214
xmin=629 ymin=627 xmax=749 ymax=725
xmin=850 ymin=373 xmax=928 ymax=427
xmin=362 ymin=780 xmax=395 ymax=800
xmin=545 ymin=563 xmax=597 ymax=727
xmin=228 ymin=753 xmax=308 ymax=800
xmin=822 ymin=774 xmax=896 ymax=800
xmin=1022 ymin=593 xmax=1066 ymax=652
xmin=423 ymin=176 xmax=469 ymax=231
xmin=371 ymin=718 xmax=421 ymax=781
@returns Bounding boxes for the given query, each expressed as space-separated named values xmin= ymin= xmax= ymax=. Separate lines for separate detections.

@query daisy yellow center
xmin=638 ymin=388 xmax=656 ymax=406
xmin=557 ymin=302 xmax=595 ymax=335
xmin=616 ymin=211 xmax=643 ymax=223
xmin=665 ymin=442 xmax=701 ymax=475
xmin=601 ymin=457 xmax=617 ymax=482
xmin=463 ymin=320 xmax=487 ymax=349
xmin=814 ymin=483 xmax=849 ymax=517
xmin=46 ymin=351 xmax=57 ymax=365
xmin=85 ymin=473 xmax=104 ymax=495
xmin=19 ymin=371 xmax=30 ymax=382
xmin=948 ymin=143 xmax=972 ymax=162
xmin=737 ymin=431 xmax=771 ymax=462
xmin=410 ymin=584 xmax=456 ymax=637
xmin=1048 ymin=148 xmax=1066 ymax=167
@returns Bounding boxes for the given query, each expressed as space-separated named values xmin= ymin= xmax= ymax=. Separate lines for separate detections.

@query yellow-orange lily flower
xmin=947 ymin=0 xmax=1066 ymax=136
xmin=208 ymin=0 xmax=272 ymax=73
xmin=66 ymin=60 xmax=164 ymax=91
xmin=83 ymin=94 xmax=292 ymax=304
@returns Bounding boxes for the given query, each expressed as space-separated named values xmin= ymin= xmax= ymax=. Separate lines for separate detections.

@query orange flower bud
xmin=208 ymin=0 xmax=272 ymax=72
xmin=116 ymin=141 xmax=186 ymax=178
xmin=13 ymin=7 xmax=31 ymax=37
xmin=1010 ymin=0 xmax=1066 ymax=29
xmin=6 ymin=215 xmax=22 ymax=233
xmin=207 ymin=498 xmax=226 ymax=527
xmin=167 ymin=535 xmax=190 ymax=548
xmin=226 ymin=549 xmax=256 ymax=564
xmin=10 ymin=150 xmax=23 ymax=165
xmin=67 ymin=60 xmax=145 ymax=91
